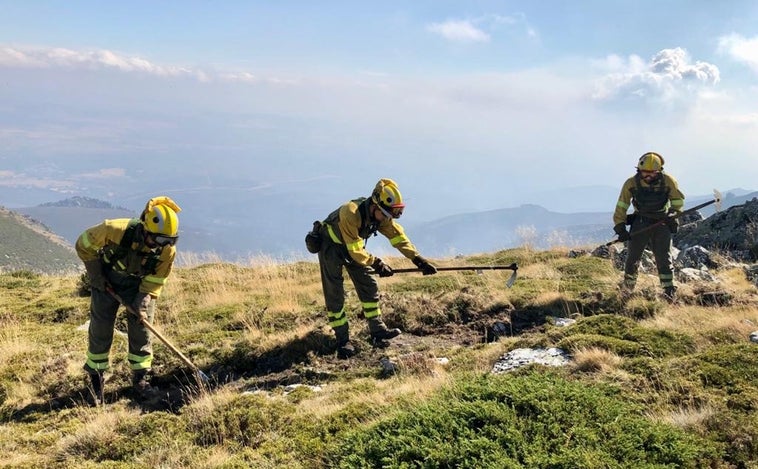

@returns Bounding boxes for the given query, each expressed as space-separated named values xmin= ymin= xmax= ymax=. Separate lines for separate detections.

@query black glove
xmin=371 ymin=257 xmax=394 ymax=277
xmin=613 ymin=223 xmax=630 ymax=242
xmin=131 ymin=292 xmax=153 ymax=320
xmin=412 ymin=255 xmax=438 ymax=275
xmin=83 ymin=259 xmax=106 ymax=291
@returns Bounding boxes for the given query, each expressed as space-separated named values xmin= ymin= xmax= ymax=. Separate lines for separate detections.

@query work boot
xmin=663 ymin=286 xmax=677 ymax=303
xmin=333 ymin=324 xmax=356 ymax=359
xmin=132 ymin=370 xmax=153 ymax=399
xmin=87 ymin=371 xmax=104 ymax=406
xmin=367 ymin=317 xmax=401 ymax=342
xmin=618 ymin=280 xmax=635 ymax=300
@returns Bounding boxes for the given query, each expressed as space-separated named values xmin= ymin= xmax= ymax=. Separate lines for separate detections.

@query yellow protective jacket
xmin=324 ymin=198 xmax=420 ymax=266
xmin=76 ymin=218 xmax=175 ymax=297
xmin=613 ymin=173 xmax=685 ymax=225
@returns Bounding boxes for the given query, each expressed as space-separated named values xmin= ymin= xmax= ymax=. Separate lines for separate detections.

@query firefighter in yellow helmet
xmin=76 ymin=196 xmax=181 ymax=404
xmin=313 ymin=178 xmax=437 ymax=358
xmin=613 ymin=152 xmax=685 ymax=302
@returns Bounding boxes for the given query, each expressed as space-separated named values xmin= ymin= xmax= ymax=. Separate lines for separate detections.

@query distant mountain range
xmin=17 ymin=199 xmax=136 ymax=248
xmin=39 ymin=196 xmax=131 ymax=211
xmin=3 ymin=188 xmax=757 ymax=267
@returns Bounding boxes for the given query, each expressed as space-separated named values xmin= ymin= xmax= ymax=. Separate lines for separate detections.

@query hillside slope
xmin=0 ymin=207 xmax=80 ymax=273
xmin=0 ymin=248 xmax=756 ymax=467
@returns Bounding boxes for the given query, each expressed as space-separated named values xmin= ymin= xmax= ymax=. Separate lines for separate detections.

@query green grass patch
xmin=328 ymin=371 xmax=716 ymax=468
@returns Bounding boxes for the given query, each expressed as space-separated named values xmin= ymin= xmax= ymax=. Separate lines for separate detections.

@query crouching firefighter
xmin=76 ymin=196 xmax=181 ymax=404
xmin=314 ymin=178 xmax=438 ymax=359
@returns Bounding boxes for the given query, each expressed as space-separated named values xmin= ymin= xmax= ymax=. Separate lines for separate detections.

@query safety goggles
xmin=149 ymin=233 xmax=178 ymax=247
xmin=378 ymin=204 xmax=404 ymax=219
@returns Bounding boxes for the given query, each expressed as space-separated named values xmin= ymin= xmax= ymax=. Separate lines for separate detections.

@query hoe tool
xmin=105 ymin=286 xmax=210 ymax=385
xmin=374 ymin=263 xmax=519 ymax=288
xmin=607 ymin=189 xmax=722 ymax=246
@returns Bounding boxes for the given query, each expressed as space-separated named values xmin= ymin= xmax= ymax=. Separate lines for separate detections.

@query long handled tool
xmin=606 ymin=189 xmax=722 ymax=246
xmin=374 ymin=263 xmax=519 ymax=288
xmin=105 ymin=286 xmax=210 ymax=385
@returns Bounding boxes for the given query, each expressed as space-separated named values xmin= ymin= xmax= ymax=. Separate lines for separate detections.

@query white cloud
xmin=0 ymin=45 xmax=204 ymax=79
xmin=592 ymin=47 xmax=719 ymax=104
xmin=427 ymin=20 xmax=490 ymax=43
xmin=718 ymin=33 xmax=758 ymax=73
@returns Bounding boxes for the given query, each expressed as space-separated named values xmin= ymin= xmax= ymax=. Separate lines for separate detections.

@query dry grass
xmin=54 ymin=404 xmax=139 ymax=459
xmin=293 ymin=372 xmax=453 ymax=421
xmin=240 ymin=322 xmax=321 ymax=350
xmin=646 ymin=404 xmax=716 ymax=432
xmin=2 ymin=249 xmax=757 ymax=467
xmin=570 ymin=346 xmax=623 ymax=373
xmin=640 ymin=304 xmax=758 ymax=348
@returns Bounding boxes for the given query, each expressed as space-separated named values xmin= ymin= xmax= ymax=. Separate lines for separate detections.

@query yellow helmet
xmin=371 ymin=178 xmax=405 ymax=218
xmin=637 ymin=152 xmax=664 ymax=172
xmin=141 ymin=196 xmax=181 ymax=237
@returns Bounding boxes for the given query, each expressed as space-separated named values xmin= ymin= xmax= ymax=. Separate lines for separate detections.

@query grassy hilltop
xmin=0 ymin=248 xmax=757 ymax=468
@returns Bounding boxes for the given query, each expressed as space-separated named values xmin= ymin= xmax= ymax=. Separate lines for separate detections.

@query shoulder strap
xmin=120 ymin=218 xmax=142 ymax=248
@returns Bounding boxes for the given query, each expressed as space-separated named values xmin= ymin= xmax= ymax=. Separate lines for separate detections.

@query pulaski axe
xmin=374 ymin=263 xmax=519 ymax=288
xmin=607 ymin=189 xmax=722 ymax=246
xmin=105 ymin=285 xmax=210 ymax=385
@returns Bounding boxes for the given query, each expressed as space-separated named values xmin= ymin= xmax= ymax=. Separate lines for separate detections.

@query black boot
xmin=132 ymin=370 xmax=153 ymax=399
xmin=333 ymin=324 xmax=356 ymax=359
xmin=663 ymin=286 xmax=677 ymax=303
xmin=87 ymin=371 xmax=104 ymax=406
xmin=367 ymin=317 xmax=401 ymax=342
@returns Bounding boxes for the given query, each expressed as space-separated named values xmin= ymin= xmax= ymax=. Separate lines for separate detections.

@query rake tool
xmin=374 ymin=263 xmax=519 ymax=288
xmin=606 ymin=189 xmax=723 ymax=246
xmin=105 ymin=286 xmax=210 ymax=385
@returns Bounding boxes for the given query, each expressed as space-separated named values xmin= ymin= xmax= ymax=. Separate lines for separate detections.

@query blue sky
xmin=1 ymin=1 xmax=758 ymax=226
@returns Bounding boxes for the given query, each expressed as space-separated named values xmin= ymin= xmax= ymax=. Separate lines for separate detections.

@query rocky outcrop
xmin=674 ymin=198 xmax=758 ymax=261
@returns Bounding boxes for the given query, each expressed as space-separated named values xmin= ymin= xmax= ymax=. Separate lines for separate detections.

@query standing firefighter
xmin=76 ymin=196 xmax=181 ymax=404
xmin=312 ymin=178 xmax=438 ymax=358
xmin=613 ymin=152 xmax=685 ymax=301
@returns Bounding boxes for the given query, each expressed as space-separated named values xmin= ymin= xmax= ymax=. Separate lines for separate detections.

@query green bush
xmin=329 ymin=372 xmax=716 ymax=468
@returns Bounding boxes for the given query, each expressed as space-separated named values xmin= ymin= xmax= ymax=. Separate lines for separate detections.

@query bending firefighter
xmin=613 ymin=152 xmax=684 ymax=301
xmin=313 ymin=178 xmax=438 ymax=358
xmin=76 ymin=196 xmax=181 ymax=404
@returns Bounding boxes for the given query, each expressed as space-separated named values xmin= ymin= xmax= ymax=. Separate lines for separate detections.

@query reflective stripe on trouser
xmin=362 ymin=301 xmax=381 ymax=319
xmin=625 ymin=219 xmax=674 ymax=288
xmin=318 ymin=234 xmax=380 ymax=326
xmin=327 ymin=308 xmax=348 ymax=328
xmin=84 ymin=273 xmax=154 ymax=373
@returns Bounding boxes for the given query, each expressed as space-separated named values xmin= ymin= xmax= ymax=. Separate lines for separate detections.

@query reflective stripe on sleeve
xmin=80 ymin=231 xmax=94 ymax=249
xmin=346 ymin=239 xmax=364 ymax=252
xmin=144 ymin=275 xmax=167 ymax=285
xmin=389 ymin=234 xmax=408 ymax=247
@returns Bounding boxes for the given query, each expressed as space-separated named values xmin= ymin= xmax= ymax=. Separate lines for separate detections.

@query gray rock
xmin=551 ymin=317 xmax=576 ymax=327
xmin=677 ymin=246 xmax=719 ymax=270
xmin=492 ymin=347 xmax=570 ymax=374
xmin=677 ymin=267 xmax=717 ymax=283
xmin=674 ymin=198 xmax=758 ymax=261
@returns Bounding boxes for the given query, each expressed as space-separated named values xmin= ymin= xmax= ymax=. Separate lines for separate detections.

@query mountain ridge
xmin=5 ymin=186 xmax=757 ymax=263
